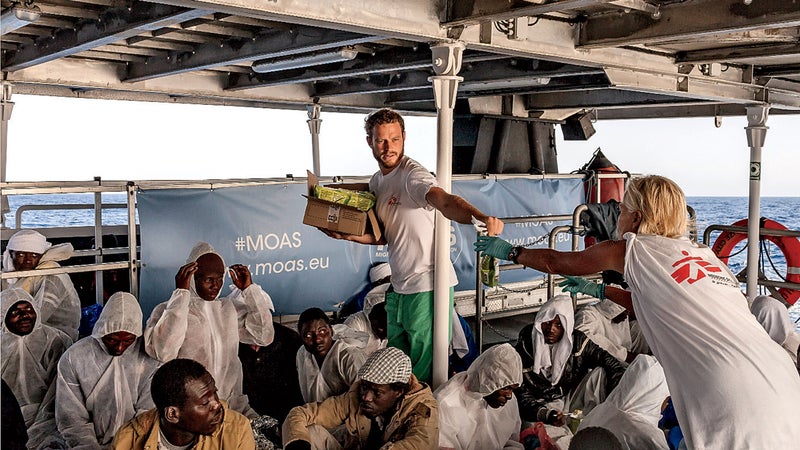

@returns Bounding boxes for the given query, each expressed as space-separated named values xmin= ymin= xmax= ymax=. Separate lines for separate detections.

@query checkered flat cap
xmin=357 ymin=347 xmax=412 ymax=385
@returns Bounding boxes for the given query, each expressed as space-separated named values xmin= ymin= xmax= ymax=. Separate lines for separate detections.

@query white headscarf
xmin=465 ymin=343 xmax=522 ymax=395
xmin=595 ymin=298 xmax=627 ymax=320
xmin=92 ymin=292 xmax=143 ymax=340
xmin=2 ymin=230 xmax=72 ymax=277
xmin=186 ymin=241 xmax=226 ymax=299
xmin=750 ymin=295 xmax=793 ymax=344
xmin=531 ymin=295 xmax=574 ymax=385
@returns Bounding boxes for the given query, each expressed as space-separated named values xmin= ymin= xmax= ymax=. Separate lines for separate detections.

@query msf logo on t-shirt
xmin=670 ymin=250 xmax=724 ymax=285
xmin=387 ymin=195 xmax=399 ymax=207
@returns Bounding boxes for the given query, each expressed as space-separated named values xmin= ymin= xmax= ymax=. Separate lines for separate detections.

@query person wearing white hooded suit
xmin=56 ymin=292 xmax=160 ymax=449
xmin=2 ymin=287 xmax=72 ymax=449
xmin=144 ymin=242 xmax=275 ymax=419
xmin=577 ymin=354 xmax=670 ymax=450
xmin=750 ymin=294 xmax=800 ymax=369
xmin=435 ymin=343 xmax=524 ymax=450
xmin=2 ymin=229 xmax=81 ymax=341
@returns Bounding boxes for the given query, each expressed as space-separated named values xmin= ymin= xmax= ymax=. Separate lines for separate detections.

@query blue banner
xmin=137 ymin=177 xmax=583 ymax=318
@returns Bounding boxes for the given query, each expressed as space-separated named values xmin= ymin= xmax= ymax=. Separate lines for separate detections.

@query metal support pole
xmin=429 ymin=41 xmax=464 ymax=389
xmin=307 ymin=104 xmax=322 ymax=177
xmin=1 ymin=82 xmax=14 ymax=228
xmin=94 ymin=177 xmax=104 ymax=305
xmin=126 ymin=182 xmax=139 ymax=298
xmin=744 ymin=105 xmax=769 ymax=301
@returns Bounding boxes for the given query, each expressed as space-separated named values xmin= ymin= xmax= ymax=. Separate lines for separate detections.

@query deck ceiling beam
xmin=226 ymin=49 xmax=507 ymax=91
xmin=579 ymin=0 xmax=800 ymax=49
xmin=525 ymin=88 xmax=707 ymax=110
xmin=387 ymin=72 xmax=609 ymax=104
xmin=2 ymin=4 xmax=212 ymax=72
xmin=443 ymin=0 xmax=615 ymax=28
xmin=678 ymin=43 xmax=800 ymax=65
xmin=124 ymin=27 xmax=382 ymax=83
xmin=314 ymin=59 xmax=603 ymax=97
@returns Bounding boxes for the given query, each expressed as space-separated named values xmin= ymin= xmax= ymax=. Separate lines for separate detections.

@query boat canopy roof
xmin=2 ymin=0 xmax=799 ymax=119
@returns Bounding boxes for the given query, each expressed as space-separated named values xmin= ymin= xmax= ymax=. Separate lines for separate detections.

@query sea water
xmin=4 ymin=194 xmax=800 ymax=329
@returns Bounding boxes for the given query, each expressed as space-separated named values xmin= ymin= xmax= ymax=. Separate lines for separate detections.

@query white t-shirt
xmin=369 ymin=156 xmax=457 ymax=294
xmin=624 ymin=233 xmax=800 ymax=450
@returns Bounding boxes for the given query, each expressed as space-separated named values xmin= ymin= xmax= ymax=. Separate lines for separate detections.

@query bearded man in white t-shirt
xmin=320 ymin=108 xmax=503 ymax=383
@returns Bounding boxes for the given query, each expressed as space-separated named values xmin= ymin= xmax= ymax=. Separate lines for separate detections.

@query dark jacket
xmin=514 ymin=323 xmax=626 ymax=422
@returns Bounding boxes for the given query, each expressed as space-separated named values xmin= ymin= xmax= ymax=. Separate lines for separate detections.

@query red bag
xmin=520 ymin=422 xmax=559 ymax=450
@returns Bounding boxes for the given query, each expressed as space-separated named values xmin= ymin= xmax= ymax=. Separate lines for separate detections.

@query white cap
xmin=369 ymin=263 xmax=391 ymax=284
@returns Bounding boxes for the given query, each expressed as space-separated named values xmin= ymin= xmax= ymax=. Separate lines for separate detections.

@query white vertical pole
xmin=429 ymin=41 xmax=464 ymax=389
xmin=1 ymin=82 xmax=14 ymax=228
xmin=744 ymin=105 xmax=769 ymax=301
xmin=307 ymin=104 xmax=322 ymax=176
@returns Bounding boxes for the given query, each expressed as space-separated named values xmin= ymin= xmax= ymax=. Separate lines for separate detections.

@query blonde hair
xmin=623 ymin=175 xmax=687 ymax=238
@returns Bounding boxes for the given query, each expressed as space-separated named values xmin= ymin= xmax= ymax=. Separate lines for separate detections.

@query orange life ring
xmin=711 ymin=218 xmax=800 ymax=305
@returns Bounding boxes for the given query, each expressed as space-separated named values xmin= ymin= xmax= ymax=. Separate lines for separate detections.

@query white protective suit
xmin=296 ymin=338 xmax=367 ymax=403
xmin=2 ymin=230 xmax=81 ymax=341
xmin=578 ymin=354 xmax=669 ymax=450
xmin=574 ymin=300 xmax=634 ymax=363
xmin=624 ymin=233 xmax=800 ymax=450
xmin=750 ymin=294 xmax=800 ymax=366
xmin=531 ymin=296 xmax=574 ymax=386
xmin=144 ymin=242 xmax=274 ymax=418
xmin=342 ymin=291 xmax=387 ymax=356
xmin=1 ymin=288 xmax=72 ymax=449
xmin=435 ymin=343 xmax=523 ymax=450
xmin=56 ymin=292 xmax=160 ymax=449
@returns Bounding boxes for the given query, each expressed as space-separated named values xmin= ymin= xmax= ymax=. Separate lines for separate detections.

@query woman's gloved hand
xmin=474 ymin=236 xmax=513 ymax=261
xmin=558 ymin=275 xmax=605 ymax=300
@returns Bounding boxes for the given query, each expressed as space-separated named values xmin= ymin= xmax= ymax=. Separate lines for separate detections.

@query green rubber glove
xmin=474 ymin=235 xmax=514 ymax=261
xmin=558 ymin=275 xmax=605 ymax=300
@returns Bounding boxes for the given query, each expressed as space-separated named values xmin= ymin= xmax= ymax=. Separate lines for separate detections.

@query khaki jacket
xmin=111 ymin=400 xmax=255 ymax=450
xmin=283 ymin=375 xmax=438 ymax=450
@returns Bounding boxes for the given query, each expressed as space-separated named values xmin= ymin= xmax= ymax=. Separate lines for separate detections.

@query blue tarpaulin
xmin=137 ymin=177 xmax=583 ymax=317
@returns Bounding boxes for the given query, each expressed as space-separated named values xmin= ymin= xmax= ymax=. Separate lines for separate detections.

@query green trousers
xmin=385 ymin=288 xmax=454 ymax=383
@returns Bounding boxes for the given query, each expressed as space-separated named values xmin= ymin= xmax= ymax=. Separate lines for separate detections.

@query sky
xmin=4 ymin=94 xmax=798 ymax=196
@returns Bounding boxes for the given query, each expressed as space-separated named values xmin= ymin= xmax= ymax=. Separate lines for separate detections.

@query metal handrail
xmin=474 ymin=207 xmax=587 ymax=350
xmin=703 ymin=223 xmax=800 ymax=295
xmin=14 ymin=203 xmax=127 ymax=231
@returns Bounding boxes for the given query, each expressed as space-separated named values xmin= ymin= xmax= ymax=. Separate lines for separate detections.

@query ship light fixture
xmin=251 ymin=48 xmax=358 ymax=74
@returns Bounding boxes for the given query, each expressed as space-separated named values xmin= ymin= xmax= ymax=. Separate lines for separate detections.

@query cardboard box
xmin=302 ymin=171 xmax=382 ymax=239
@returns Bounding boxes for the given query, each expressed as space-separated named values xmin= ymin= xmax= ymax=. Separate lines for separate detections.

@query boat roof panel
xmin=2 ymin=0 xmax=799 ymax=118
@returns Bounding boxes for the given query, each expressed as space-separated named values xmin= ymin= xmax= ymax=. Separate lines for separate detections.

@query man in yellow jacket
xmin=283 ymin=347 xmax=438 ymax=449
xmin=112 ymin=358 xmax=255 ymax=449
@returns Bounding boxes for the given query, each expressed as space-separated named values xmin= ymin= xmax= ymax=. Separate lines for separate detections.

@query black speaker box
xmin=561 ymin=113 xmax=596 ymax=141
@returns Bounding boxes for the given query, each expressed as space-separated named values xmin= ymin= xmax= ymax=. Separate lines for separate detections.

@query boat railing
xmin=702 ymin=224 xmax=800 ymax=297
xmin=471 ymin=204 xmax=595 ymax=349
xmin=1 ymin=180 xmax=139 ymax=306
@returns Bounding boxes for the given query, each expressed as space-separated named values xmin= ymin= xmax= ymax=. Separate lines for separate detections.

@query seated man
xmin=239 ymin=321 xmax=305 ymax=424
xmin=435 ymin=343 xmax=523 ymax=450
xmin=112 ymin=358 xmax=255 ymax=449
xmin=573 ymin=297 xmax=649 ymax=364
xmin=56 ymin=291 xmax=161 ymax=449
xmin=342 ymin=301 xmax=388 ymax=356
xmin=514 ymin=295 xmax=626 ymax=426
xmin=750 ymin=295 xmax=800 ymax=368
xmin=2 ymin=229 xmax=81 ymax=341
xmin=296 ymin=308 xmax=367 ymax=403
xmin=1 ymin=288 xmax=72 ymax=449
xmin=144 ymin=242 xmax=274 ymax=418
xmin=577 ymin=355 xmax=670 ymax=450
xmin=282 ymin=347 xmax=439 ymax=449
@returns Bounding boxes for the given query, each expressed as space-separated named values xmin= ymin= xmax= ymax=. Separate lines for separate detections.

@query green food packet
xmin=480 ymin=254 xmax=499 ymax=287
